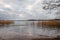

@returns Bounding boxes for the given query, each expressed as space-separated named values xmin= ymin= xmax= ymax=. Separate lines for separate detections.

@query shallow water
xmin=0 ymin=21 xmax=60 ymax=37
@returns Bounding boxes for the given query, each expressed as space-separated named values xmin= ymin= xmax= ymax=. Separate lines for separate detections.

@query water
xmin=0 ymin=20 xmax=60 ymax=37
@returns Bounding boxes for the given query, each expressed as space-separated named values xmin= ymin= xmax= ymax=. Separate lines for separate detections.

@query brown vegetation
xmin=37 ymin=20 xmax=60 ymax=27
xmin=0 ymin=20 xmax=14 ymax=25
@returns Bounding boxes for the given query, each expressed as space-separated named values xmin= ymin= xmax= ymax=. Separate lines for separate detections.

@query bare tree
xmin=43 ymin=0 xmax=60 ymax=19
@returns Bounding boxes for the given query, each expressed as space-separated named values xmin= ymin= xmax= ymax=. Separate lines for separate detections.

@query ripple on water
xmin=0 ymin=21 xmax=60 ymax=37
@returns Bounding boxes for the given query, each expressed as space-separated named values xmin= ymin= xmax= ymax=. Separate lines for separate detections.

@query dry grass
xmin=37 ymin=20 xmax=60 ymax=27
xmin=0 ymin=20 xmax=14 ymax=25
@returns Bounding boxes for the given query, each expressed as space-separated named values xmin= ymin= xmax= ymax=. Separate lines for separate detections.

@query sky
xmin=0 ymin=0 xmax=60 ymax=20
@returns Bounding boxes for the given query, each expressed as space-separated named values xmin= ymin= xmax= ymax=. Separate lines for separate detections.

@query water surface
xmin=0 ymin=21 xmax=60 ymax=37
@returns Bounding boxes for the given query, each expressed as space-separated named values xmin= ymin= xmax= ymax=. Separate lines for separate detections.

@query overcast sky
xmin=0 ymin=0 xmax=59 ymax=20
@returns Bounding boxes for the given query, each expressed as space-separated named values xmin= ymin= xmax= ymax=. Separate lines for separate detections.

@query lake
xmin=0 ymin=20 xmax=60 ymax=37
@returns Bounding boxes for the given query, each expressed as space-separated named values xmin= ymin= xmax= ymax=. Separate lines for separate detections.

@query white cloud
xmin=4 ymin=4 xmax=12 ymax=8
xmin=26 ymin=5 xmax=33 ymax=11
xmin=19 ymin=14 xmax=24 ymax=17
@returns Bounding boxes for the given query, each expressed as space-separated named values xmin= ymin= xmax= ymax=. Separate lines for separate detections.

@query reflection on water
xmin=0 ymin=21 xmax=60 ymax=37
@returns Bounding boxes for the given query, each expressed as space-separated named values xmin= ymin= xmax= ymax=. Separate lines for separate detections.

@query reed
xmin=0 ymin=20 xmax=14 ymax=25
xmin=37 ymin=20 xmax=60 ymax=27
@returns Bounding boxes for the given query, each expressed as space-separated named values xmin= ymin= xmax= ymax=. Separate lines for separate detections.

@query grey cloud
xmin=0 ymin=0 xmax=59 ymax=20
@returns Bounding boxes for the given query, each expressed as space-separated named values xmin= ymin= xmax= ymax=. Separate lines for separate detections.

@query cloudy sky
xmin=0 ymin=0 xmax=59 ymax=20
